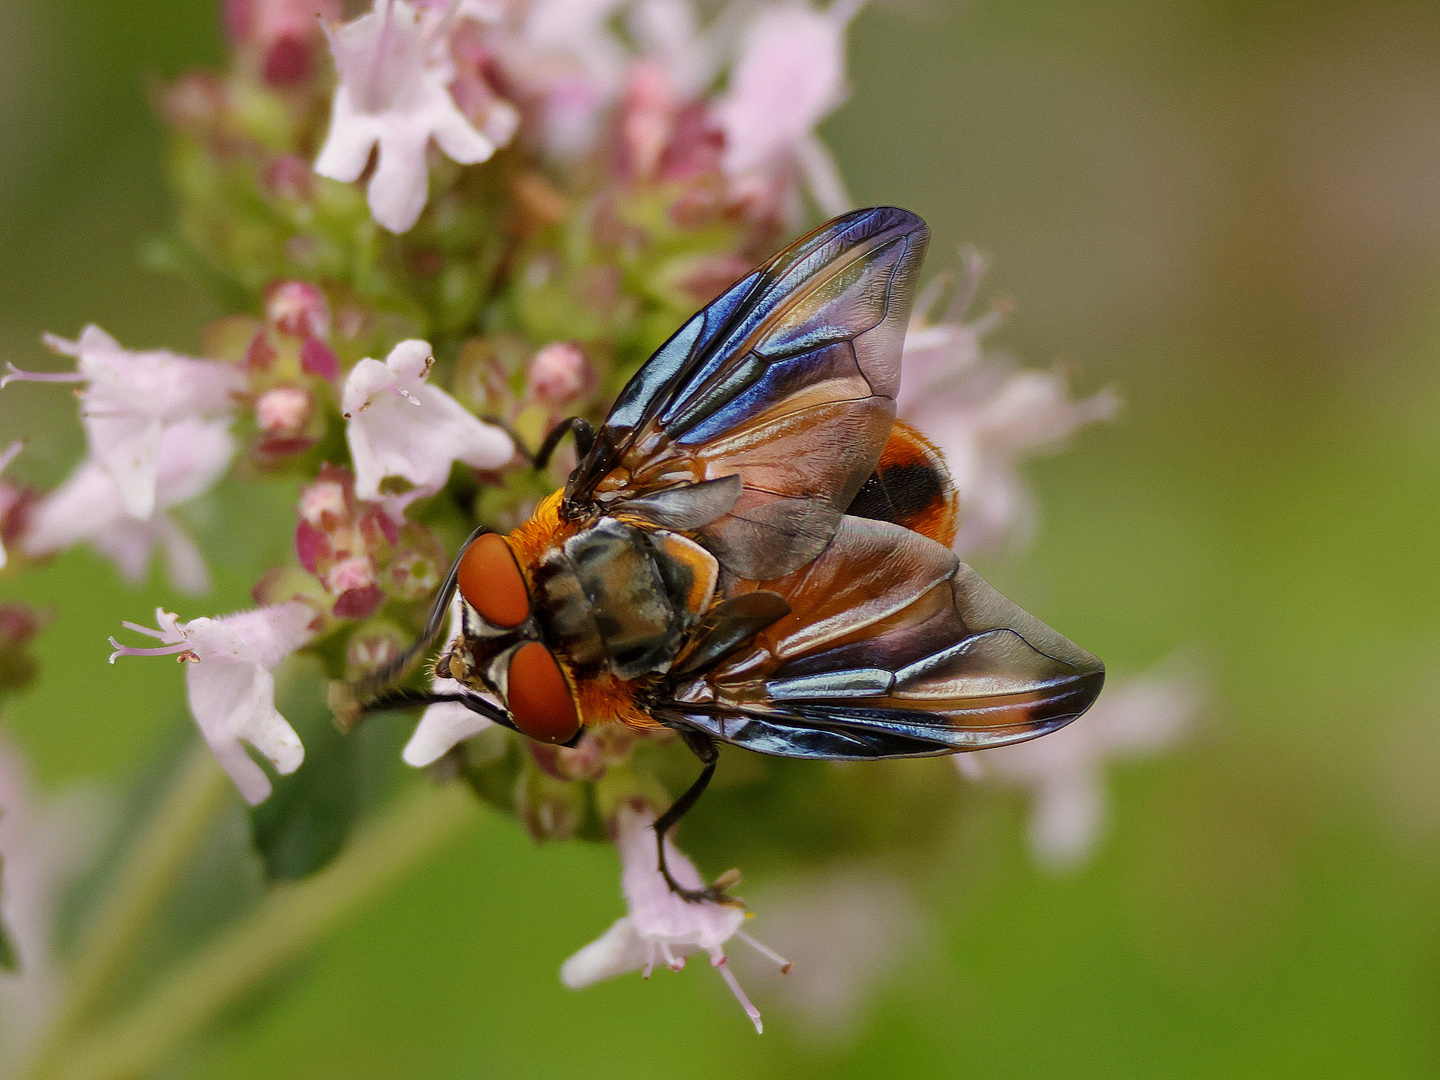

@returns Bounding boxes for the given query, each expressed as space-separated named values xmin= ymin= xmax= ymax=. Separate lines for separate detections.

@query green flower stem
xmin=20 ymin=742 xmax=233 ymax=1080
xmin=52 ymin=781 xmax=481 ymax=1080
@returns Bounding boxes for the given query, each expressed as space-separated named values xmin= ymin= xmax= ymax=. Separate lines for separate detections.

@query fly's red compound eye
xmin=457 ymin=533 xmax=530 ymax=628
xmin=506 ymin=642 xmax=581 ymax=744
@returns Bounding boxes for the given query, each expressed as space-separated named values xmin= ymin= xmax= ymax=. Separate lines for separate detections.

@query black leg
xmin=652 ymin=731 xmax=742 ymax=906
xmin=533 ymin=416 xmax=596 ymax=470
xmin=357 ymin=688 xmax=517 ymax=732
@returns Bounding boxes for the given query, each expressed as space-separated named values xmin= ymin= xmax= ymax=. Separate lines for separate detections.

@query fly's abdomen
xmin=532 ymin=518 xmax=694 ymax=680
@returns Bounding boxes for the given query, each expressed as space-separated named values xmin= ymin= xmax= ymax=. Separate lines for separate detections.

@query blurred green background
xmin=4 ymin=0 xmax=1440 ymax=1075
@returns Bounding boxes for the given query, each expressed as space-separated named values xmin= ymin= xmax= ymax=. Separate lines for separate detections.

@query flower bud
xmin=0 ymin=602 xmax=44 ymax=696
xmin=344 ymin=619 xmax=408 ymax=677
xmin=593 ymin=761 xmax=672 ymax=826
xmin=517 ymin=758 xmax=589 ymax=842
xmin=525 ymin=343 xmax=592 ymax=411
xmin=257 ymin=385 xmax=312 ymax=436
xmin=528 ymin=735 xmax=606 ymax=783
xmin=265 ymin=281 xmax=331 ymax=340
xmin=225 ymin=0 xmax=340 ymax=88
xmin=298 ymin=468 xmax=351 ymax=529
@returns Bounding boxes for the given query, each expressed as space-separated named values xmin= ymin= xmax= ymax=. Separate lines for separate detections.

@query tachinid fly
xmin=354 ymin=207 xmax=1105 ymax=902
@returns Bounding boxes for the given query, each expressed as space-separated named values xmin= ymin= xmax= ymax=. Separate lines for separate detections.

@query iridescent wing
xmin=565 ymin=207 xmax=930 ymax=579
xmin=650 ymin=517 xmax=1104 ymax=759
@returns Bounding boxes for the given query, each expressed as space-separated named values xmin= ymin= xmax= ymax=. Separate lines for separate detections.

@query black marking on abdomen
xmin=846 ymin=462 xmax=947 ymax=527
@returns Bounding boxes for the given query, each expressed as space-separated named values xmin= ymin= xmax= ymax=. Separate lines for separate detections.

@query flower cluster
xmin=0 ymin=0 xmax=1179 ymax=1043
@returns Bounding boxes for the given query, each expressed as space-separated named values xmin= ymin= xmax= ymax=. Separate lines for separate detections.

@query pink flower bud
xmin=333 ymin=584 xmax=385 ymax=620
xmin=525 ymin=343 xmax=591 ymax=409
xmin=265 ymin=281 xmax=330 ymax=339
xmin=299 ymin=336 xmax=340 ymax=380
xmin=266 ymin=154 xmax=314 ymax=200
xmin=226 ymin=0 xmax=340 ymax=88
xmin=299 ymin=478 xmax=348 ymax=529
xmin=328 ymin=555 xmax=375 ymax=594
xmin=256 ymin=385 xmax=312 ymax=435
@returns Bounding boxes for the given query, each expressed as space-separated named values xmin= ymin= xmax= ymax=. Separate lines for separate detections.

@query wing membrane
xmin=567 ymin=208 xmax=929 ymax=578
xmin=654 ymin=517 xmax=1104 ymax=759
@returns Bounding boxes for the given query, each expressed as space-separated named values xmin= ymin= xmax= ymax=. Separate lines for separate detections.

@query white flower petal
xmin=424 ymin=86 xmax=497 ymax=165
xmin=89 ymin=517 xmax=161 ymax=586
xmin=155 ymin=514 xmax=212 ymax=596
xmin=368 ymin=124 xmax=433 ymax=234
xmin=345 ymin=340 xmax=513 ymax=509
xmin=561 ymin=917 xmax=653 ymax=988
xmin=315 ymin=88 xmax=378 ymax=182
xmin=716 ymin=4 xmax=849 ymax=179
xmin=23 ymin=459 xmax=126 ymax=557
xmin=0 ymin=733 xmax=111 ymax=1061
xmin=402 ymin=699 xmax=491 ymax=767
xmin=89 ymin=416 xmax=162 ymax=520
xmin=153 ymin=419 xmax=237 ymax=509
xmin=1027 ymin=771 xmax=1105 ymax=874
xmin=316 ymin=0 xmax=502 ymax=232
xmin=616 ymin=806 xmax=745 ymax=950
xmin=966 ymin=661 xmax=1202 ymax=872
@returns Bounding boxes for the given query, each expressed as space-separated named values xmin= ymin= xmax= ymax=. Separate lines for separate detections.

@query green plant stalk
xmin=52 ymin=780 xmax=481 ymax=1080
xmin=19 ymin=742 xmax=233 ymax=1080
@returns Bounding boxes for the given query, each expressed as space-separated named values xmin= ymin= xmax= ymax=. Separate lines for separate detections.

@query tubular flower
xmin=22 ymin=419 xmax=235 ymax=595
xmin=501 ymin=0 xmax=630 ymax=159
xmin=897 ymin=251 xmax=1119 ymax=556
xmin=961 ymin=663 xmax=1202 ymax=872
xmin=108 ymin=603 xmax=319 ymax=805
xmin=561 ymin=805 xmax=789 ymax=1033
xmin=0 ymin=734 xmax=110 ymax=1072
xmin=315 ymin=0 xmax=510 ymax=233
xmin=342 ymin=340 xmax=514 ymax=515
xmin=2 ymin=327 xmax=243 ymax=521
xmin=713 ymin=0 xmax=859 ymax=218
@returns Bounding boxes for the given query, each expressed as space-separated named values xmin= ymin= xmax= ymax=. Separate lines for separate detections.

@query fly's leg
xmin=653 ymin=730 xmax=744 ymax=907
xmin=482 ymin=415 xmax=594 ymax=471
xmin=532 ymin=416 xmax=595 ymax=470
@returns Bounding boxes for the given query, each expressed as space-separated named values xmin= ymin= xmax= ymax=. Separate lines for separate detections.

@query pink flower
xmin=264 ymin=280 xmax=330 ymax=339
xmin=524 ymin=342 xmax=591 ymax=410
xmin=0 ymin=734 xmax=110 ymax=1068
xmin=502 ymin=0 xmax=630 ymax=158
xmin=342 ymin=340 xmax=513 ymax=514
xmin=961 ymin=661 xmax=1203 ymax=872
xmin=402 ymin=598 xmax=493 ymax=766
xmin=4 ymin=326 xmax=243 ymax=521
xmin=0 ymin=442 xmax=23 ymax=570
xmin=713 ymin=1 xmax=859 ymax=217
xmin=741 ymin=870 xmax=926 ymax=1040
xmin=108 ymin=603 xmax=318 ymax=805
xmin=897 ymin=252 xmax=1118 ymax=556
xmin=22 ymin=420 xmax=236 ymax=595
xmin=561 ymin=805 xmax=788 ymax=1033
xmin=315 ymin=0 xmax=510 ymax=233
xmin=225 ymin=0 xmax=341 ymax=86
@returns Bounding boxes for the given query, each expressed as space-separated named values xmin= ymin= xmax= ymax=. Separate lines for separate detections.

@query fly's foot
xmin=663 ymin=866 xmax=747 ymax=909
